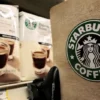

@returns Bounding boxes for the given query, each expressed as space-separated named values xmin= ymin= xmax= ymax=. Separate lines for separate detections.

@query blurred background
xmin=0 ymin=0 xmax=64 ymax=18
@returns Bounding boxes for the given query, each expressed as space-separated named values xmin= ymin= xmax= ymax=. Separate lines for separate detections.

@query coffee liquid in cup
xmin=0 ymin=46 xmax=8 ymax=69
xmin=32 ymin=51 xmax=46 ymax=69
xmin=47 ymin=50 xmax=50 ymax=58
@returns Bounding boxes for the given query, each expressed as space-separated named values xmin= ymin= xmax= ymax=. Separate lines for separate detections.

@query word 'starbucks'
xmin=67 ymin=20 xmax=100 ymax=81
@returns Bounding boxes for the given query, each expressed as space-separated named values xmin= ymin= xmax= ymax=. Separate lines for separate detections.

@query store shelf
xmin=0 ymin=81 xmax=32 ymax=89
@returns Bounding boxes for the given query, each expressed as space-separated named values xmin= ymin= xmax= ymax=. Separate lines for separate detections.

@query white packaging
xmin=19 ymin=11 xmax=53 ymax=81
xmin=0 ymin=5 xmax=19 ymax=37
xmin=0 ymin=5 xmax=21 ymax=84
xmin=19 ymin=11 xmax=52 ymax=44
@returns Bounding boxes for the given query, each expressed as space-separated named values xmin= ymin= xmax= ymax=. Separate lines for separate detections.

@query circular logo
xmin=25 ymin=19 xmax=37 ymax=30
xmin=66 ymin=19 xmax=100 ymax=81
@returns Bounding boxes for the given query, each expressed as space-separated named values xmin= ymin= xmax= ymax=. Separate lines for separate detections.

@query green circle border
xmin=25 ymin=19 xmax=37 ymax=30
xmin=66 ymin=19 xmax=100 ymax=81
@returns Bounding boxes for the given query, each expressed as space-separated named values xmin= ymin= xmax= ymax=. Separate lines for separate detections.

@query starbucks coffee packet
xmin=0 ymin=5 xmax=21 ymax=84
xmin=19 ymin=11 xmax=53 ymax=81
xmin=19 ymin=11 xmax=52 ymax=44
xmin=50 ymin=0 xmax=100 ymax=100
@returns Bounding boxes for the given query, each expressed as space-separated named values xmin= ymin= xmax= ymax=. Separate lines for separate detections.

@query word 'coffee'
xmin=67 ymin=20 xmax=100 ymax=81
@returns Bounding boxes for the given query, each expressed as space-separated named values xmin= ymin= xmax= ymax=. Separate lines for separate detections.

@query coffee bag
xmin=50 ymin=0 xmax=100 ymax=100
xmin=0 ymin=5 xmax=21 ymax=84
xmin=19 ymin=11 xmax=53 ymax=81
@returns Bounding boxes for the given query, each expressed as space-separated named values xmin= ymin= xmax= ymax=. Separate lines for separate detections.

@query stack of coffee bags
xmin=0 ymin=5 xmax=21 ymax=84
xmin=50 ymin=0 xmax=100 ymax=100
xmin=19 ymin=11 xmax=53 ymax=81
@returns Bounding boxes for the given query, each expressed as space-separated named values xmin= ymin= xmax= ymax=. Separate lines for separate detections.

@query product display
xmin=19 ymin=11 xmax=53 ymax=81
xmin=0 ymin=1 xmax=58 ymax=100
xmin=0 ymin=4 xmax=21 ymax=84
xmin=0 ymin=5 xmax=53 ymax=86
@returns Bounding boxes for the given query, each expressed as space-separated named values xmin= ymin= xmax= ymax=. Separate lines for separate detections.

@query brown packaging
xmin=50 ymin=0 xmax=100 ymax=100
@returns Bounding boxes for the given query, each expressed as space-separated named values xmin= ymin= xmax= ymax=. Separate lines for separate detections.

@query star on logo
xmin=88 ymin=36 xmax=92 ymax=41
xmin=70 ymin=55 xmax=74 ymax=59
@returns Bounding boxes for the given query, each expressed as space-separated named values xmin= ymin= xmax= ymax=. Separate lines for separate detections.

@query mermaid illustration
xmin=77 ymin=36 xmax=100 ymax=68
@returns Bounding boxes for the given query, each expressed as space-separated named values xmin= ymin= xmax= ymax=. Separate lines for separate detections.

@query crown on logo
xmin=83 ymin=36 xmax=97 ymax=44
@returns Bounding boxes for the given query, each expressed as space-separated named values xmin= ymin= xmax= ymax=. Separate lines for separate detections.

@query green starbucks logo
xmin=25 ymin=19 xmax=37 ymax=30
xmin=66 ymin=19 xmax=100 ymax=81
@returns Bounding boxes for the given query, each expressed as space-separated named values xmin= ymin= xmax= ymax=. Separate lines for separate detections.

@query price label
xmin=0 ymin=90 xmax=9 ymax=100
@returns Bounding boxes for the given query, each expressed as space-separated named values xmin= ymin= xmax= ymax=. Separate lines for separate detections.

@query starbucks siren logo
xmin=66 ymin=19 xmax=100 ymax=81
xmin=25 ymin=19 xmax=37 ymax=30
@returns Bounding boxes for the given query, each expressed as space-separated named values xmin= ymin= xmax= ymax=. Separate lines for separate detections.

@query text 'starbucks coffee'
xmin=67 ymin=20 xmax=100 ymax=81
